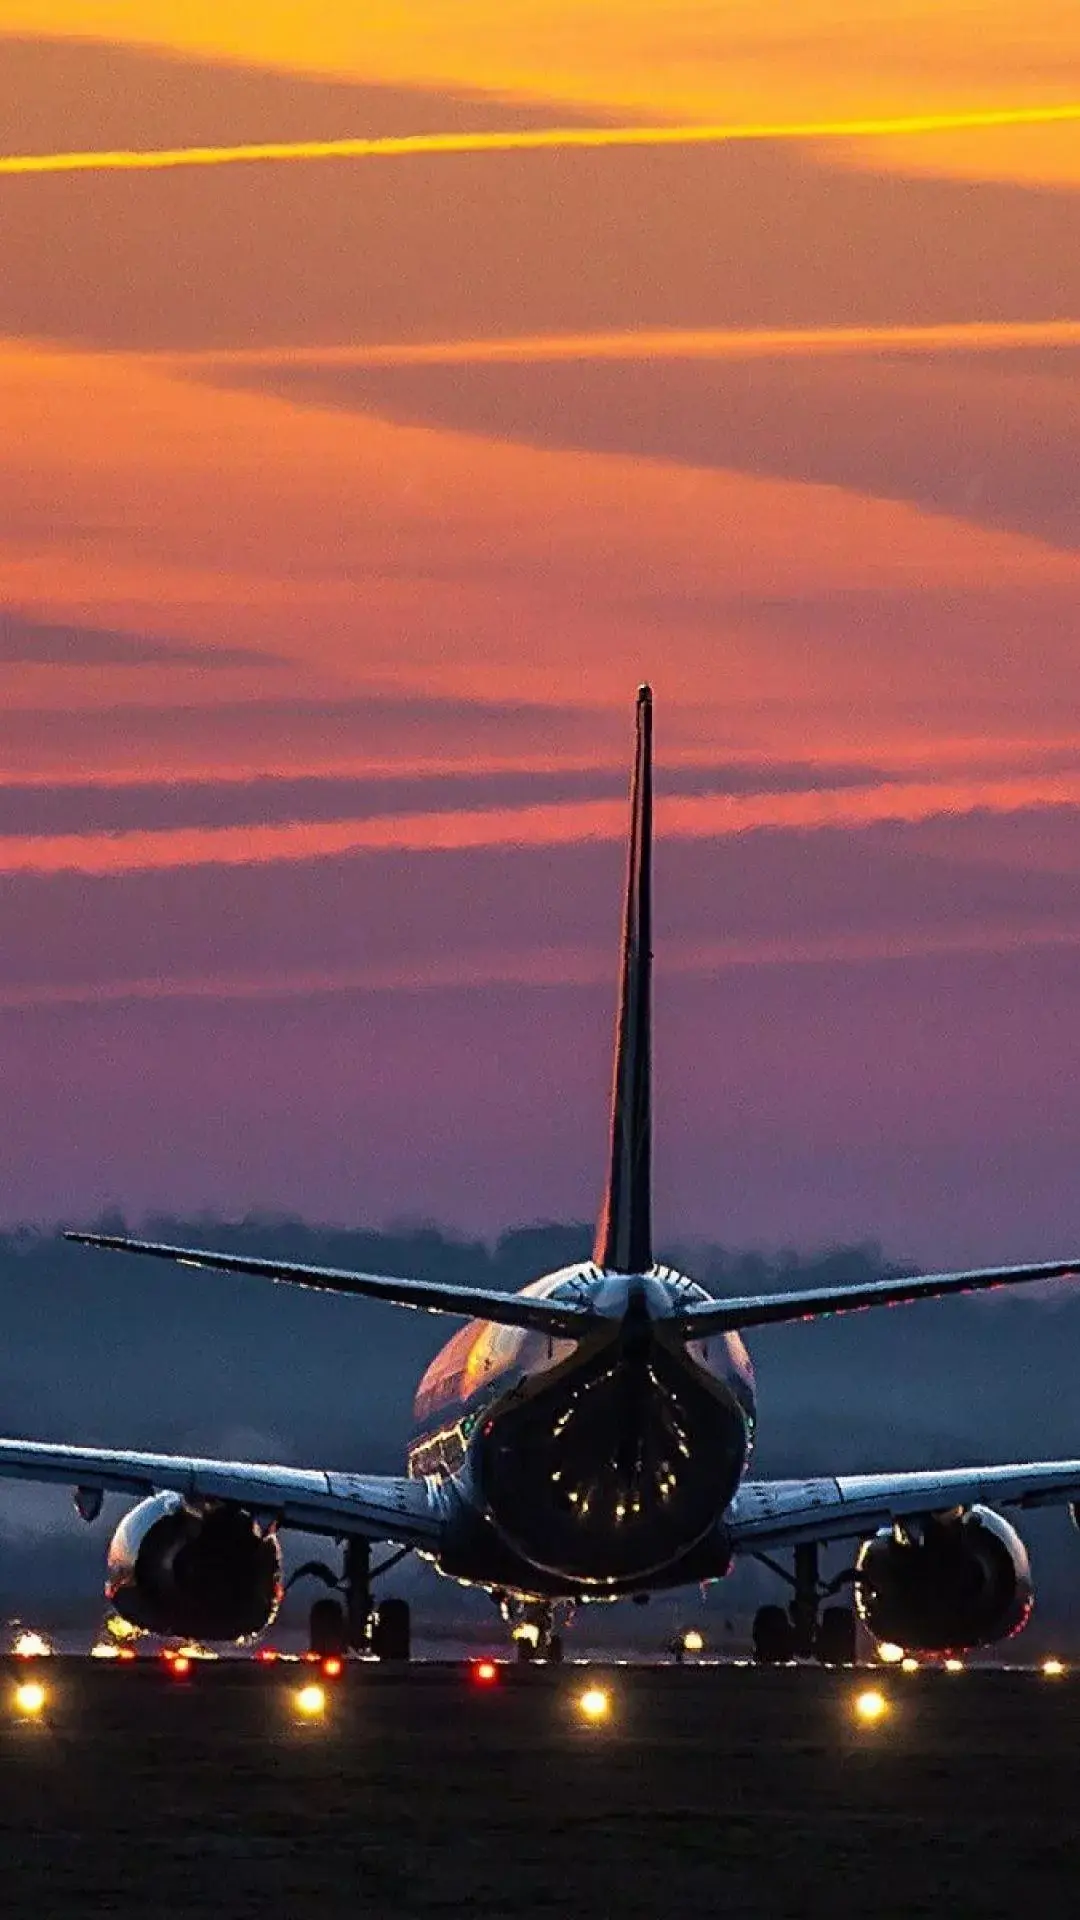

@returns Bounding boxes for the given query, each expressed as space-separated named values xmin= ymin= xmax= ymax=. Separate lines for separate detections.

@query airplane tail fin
xmin=593 ymin=685 xmax=654 ymax=1273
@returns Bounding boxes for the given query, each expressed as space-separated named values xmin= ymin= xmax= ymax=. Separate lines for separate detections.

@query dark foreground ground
xmin=0 ymin=1658 xmax=1074 ymax=1918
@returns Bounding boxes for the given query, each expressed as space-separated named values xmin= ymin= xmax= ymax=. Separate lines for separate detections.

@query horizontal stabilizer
xmin=65 ymin=1232 xmax=596 ymax=1338
xmin=677 ymin=1256 xmax=1080 ymax=1336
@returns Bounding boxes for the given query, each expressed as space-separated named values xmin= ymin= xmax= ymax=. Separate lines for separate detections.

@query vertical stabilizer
xmin=594 ymin=685 xmax=653 ymax=1272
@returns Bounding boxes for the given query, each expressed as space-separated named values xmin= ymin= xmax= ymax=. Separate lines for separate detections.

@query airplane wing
xmin=65 ymin=1232 xmax=594 ymax=1338
xmin=0 ymin=1437 xmax=445 ymax=1547
xmin=728 ymin=1462 xmax=1080 ymax=1550
xmin=677 ymin=1256 xmax=1080 ymax=1335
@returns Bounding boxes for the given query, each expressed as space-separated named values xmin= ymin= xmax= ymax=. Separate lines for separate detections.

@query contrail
xmin=2 ymin=102 xmax=1080 ymax=177
xmin=196 ymin=318 xmax=1080 ymax=370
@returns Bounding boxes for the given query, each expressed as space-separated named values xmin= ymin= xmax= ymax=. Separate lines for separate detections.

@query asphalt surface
xmin=0 ymin=1658 xmax=1074 ymax=1917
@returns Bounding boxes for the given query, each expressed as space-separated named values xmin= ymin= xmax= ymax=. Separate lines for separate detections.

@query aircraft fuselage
xmin=407 ymin=1265 xmax=756 ymax=1599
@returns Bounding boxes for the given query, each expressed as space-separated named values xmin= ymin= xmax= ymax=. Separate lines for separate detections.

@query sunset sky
xmin=3 ymin=5 xmax=1080 ymax=1263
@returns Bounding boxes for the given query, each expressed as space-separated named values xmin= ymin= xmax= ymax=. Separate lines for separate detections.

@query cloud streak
xmin=4 ymin=101 xmax=1080 ymax=176
xmin=6 ymin=776 xmax=1080 ymax=876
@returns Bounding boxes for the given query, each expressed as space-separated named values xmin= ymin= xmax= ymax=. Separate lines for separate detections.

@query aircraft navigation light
xmin=1042 ymin=1657 xmax=1066 ymax=1678
xmin=13 ymin=1680 xmax=47 ymax=1717
xmin=900 ymin=1657 xmax=920 ymax=1673
xmin=471 ymin=1659 xmax=499 ymax=1686
xmin=853 ymin=1688 xmax=889 ymax=1725
xmin=578 ymin=1686 xmax=611 ymax=1722
xmin=294 ymin=1683 xmax=327 ymax=1718
xmin=321 ymin=1657 xmax=344 ymax=1679
xmin=876 ymin=1642 xmax=905 ymax=1664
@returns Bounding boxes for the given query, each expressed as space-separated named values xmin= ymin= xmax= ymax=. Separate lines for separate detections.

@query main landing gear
xmin=290 ymin=1538 xmax=413 ymax=1661
xmin=751 ymin=1542 xmax=857 ymax=1665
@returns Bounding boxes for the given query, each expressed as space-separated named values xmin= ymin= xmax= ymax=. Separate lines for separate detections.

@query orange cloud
xmin=5 ymin=777 xmax=1080 ymax=877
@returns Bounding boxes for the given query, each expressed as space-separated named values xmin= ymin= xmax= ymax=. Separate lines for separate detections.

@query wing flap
xmin=729 ymin=1461 xmax=1080 ymax=1550
xmin=679 ymin=1257 xmax=1080 ymax=1335
xmin=0 ymin=1438 xmax=444 ymax=1547
xmin=65 ymin=1232 xmax=594 ymax=1338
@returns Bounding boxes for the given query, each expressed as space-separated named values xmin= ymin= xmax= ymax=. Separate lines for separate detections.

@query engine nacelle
xmin=107 ymin=1492 xmax=283 ymax=1641
xmin=855 ymin=1504 xmax=1033 ymax=1653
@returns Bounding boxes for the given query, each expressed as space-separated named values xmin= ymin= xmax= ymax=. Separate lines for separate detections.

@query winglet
xmin=594 ymin=685 xmax=653 ymax=1273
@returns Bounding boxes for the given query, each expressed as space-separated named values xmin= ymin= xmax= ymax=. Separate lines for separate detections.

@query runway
xmin=0 ymin=1659 xmax=1073 ymax=1916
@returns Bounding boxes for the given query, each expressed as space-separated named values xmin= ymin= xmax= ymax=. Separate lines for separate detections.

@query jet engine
xmin=855 ymin=1504 xmax=1033 ymax=1653
xmin=106 ymin=1491 xmax=283 ymax=1641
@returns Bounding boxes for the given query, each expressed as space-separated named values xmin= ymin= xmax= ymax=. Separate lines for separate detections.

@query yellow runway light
xmin=294 ymin=1683 xmax=327 ymax=1719
xmin=13 ymin=1680 xmax=47 ymax=1717
xmin=901 ymin=1657 xmax=920 ymax=1673
xmin=853 ymin=1688 xmax=889 ymax=1725
xmin=877 ymin=1642 xmax=905 ymax=1665
xmin=944 ymin=1659 xmax=965 ymax=1673
xmin=1042 ymin=1658 xmax=1066 ymax=1678
xmin=12 ymin=1631 xmax=53 ymax=1659
xmin=577 ymin=1686 xmax=611 ymax=1722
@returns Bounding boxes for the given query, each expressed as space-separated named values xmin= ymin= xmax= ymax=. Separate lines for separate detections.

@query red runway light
xmin=471 ymin=1659 xmax=500 ymax=1686
xmin=322 ymin=1656 xmax=343 ymax=1679
xmin=169 ymin=1656 xmax=191 ymax=1678
xmin=256 ymin=1649 xmax=279 ymax=1664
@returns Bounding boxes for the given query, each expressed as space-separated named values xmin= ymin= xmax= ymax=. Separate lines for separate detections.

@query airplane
xmin=4 ymin=683 xmax=1080 ymax=1663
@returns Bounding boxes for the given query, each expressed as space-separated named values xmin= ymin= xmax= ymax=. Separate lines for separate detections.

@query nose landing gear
xmin=495 ymin=1594 xmax=567 ymax=1663
xmin=751 ymin=1542 xmax=857 ymax=1665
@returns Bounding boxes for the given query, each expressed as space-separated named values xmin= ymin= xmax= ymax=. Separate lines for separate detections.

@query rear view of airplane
xmin=4 ymin=686 xmax=1080 ymax=1663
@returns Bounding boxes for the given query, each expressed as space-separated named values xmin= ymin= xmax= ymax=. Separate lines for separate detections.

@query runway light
xmin=256 ymin=1649 xmax=279 ymax=1664
xmin=89 ymin=1642 xmax=120 ymax=1659
xmin=12 ymin=1631 xmax=53 ymax=1659
xmin=168 ymin=1656 xmax=191 ymax=1678
xmin=853 ymin=1688 xmax=889 ymax=1725
xmin=681 ymin=1629 xmax=705 ymax=1654
xmin=1042 ymin=1657 xmax=1066 ymax=1678
xmin=877 ymin=1642 xmax=905 ymax=1665
xmin=901 ymin=1657 xmax=920 ymax=1673
xmin=13 ymin=1680 xmax=47 ymax=1717
xmin=944 ymin=1658 xmax=965 ymax=1674
xmin=294 ymin=1683 xmax=327 ymax=1719
xmin=471 ymin=1659 xmax=500 ymax=1686
xmin=321 ymin=1656 xmax=343 ymax=1679
xmin=578 ymin=1686 xmax=611 ymax=1722
xmin=117 ymin=1649 xmax=137 ymax=1663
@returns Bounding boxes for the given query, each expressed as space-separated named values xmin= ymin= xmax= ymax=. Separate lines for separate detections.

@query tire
xmin=309 ymin=1597 xmax=348 ymax=1658
xmin=371 ymin=1597 xmax=411 ymax=1662
xmin=752 ymin=1604 xmax=797 ymax=1664
xmin=814 ymin=1605 xmax=857 ymax=1666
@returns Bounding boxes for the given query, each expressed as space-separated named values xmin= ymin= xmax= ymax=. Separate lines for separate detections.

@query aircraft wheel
xmin=371 ymin=1597 xmax=412 ymax=1662
xmin=752 ymin=1604 xmax=797 ymax=1664
xmin=814 ymin=1605 xmax=857 ymax=1666
xmin=309 ymin=1597 xmax=348 ymax=1658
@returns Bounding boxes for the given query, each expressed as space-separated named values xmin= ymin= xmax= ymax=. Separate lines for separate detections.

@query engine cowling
xmin=107 ymin=1492 xmax=283 ymax=1641
xmin=855 ymin=1504 xmax=1033 ymax=1653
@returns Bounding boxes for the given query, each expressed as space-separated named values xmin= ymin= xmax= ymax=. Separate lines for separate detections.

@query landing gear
xmin=497 ymin=1596 xmax=567 ymax=1662
xmin=752 ymin=1604 xmax=796 ymax=1664
xmin=814 ymin=1604 xmax=857 ymax=1667
xmin=751 ymin=1542 xmax=858 ymax=1665
xmin=291 ymin=1537 xmax=412 ymax=1660
xmin=308 ymin=1597 xmax=348 ymax=1658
